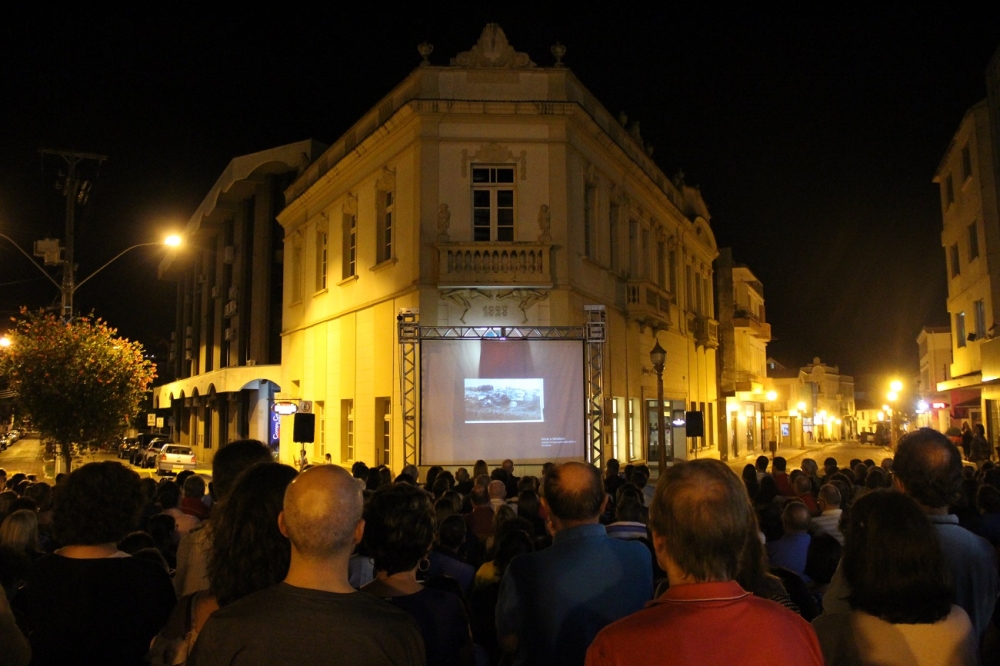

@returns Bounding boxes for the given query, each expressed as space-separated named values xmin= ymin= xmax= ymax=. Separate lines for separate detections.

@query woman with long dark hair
xmin=812 ymin=490 xmax=977 ymax=665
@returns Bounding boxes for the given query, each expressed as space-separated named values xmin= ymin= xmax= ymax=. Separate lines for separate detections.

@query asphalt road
xmin=723 ymin=439 xmax=893 ymax=476
xmin=0 ymin=437 xmax=193 ymax=481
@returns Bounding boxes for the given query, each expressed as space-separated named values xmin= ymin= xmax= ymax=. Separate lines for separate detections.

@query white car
xmin=155 ymin=444 xmax=197 ymax=476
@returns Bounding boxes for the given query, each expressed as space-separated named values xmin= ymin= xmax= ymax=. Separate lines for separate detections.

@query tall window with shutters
xmin=472 ymin=166 xmax=515 ymax=241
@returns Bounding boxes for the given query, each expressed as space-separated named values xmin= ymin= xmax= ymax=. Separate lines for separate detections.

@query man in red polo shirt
xmin=585 ymin=459 xmax=823 ymax=666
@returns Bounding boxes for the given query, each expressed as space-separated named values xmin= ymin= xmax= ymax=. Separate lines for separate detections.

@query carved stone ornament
xmin=452 ymin=24 xmax=536 ymax=69
xmin=537 ymin=204 xmax=552 ymax=242
xmin=417 ymin=41 xmax=434 ymax=66
xmin=496 ymin=289 xmax=550 ymax=324
xmin=376 ymin=167 xmax=395 ymax=191
xmin=342 ymin=192 xmax=358 ymax=216
xmin=461 ymin=143 xmax=527 ymax=180
xmin=441 ymin=288 xmax=491 ymax=324
xmin=437 ymin=203 xmax=451 ymax=241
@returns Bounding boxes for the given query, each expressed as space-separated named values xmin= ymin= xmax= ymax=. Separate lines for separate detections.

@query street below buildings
xmin=0 ymin=437 xmax=211 ymax=482
xmin=723 ymin=439 xmax=893 ymax=476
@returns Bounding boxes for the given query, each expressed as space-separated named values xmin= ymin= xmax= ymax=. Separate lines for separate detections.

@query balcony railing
xmin=734 ymin=310 xmax=771 ymax=341
xmin=626 ymin=279 xmax=672 ymax=329
xmin=438 ymin=242 xmax=552 ymax=287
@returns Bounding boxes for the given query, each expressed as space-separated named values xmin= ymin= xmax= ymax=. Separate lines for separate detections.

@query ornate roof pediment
xmin=451 ymin=24 xmax=536 ymax=69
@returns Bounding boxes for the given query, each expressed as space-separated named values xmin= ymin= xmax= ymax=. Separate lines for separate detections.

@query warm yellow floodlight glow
xmin=164 ymin=234 xmax=182 ymax=247
xmin=882 ymin=404 xmax=891 ymax=412
xmin=890 ymin=379 xmax=903 ymax=392
xmin=797 ymin=401 xmax=806 ymax=411
xmin=0 ymin=336 xmax=10 ymax=348
xmin=766 ymin=390 xmax=778 ymax=402
xmin=887 ymin=391 xmax=898 ymax=402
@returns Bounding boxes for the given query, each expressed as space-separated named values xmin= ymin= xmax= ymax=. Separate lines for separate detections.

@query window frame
xmin=315 ymin=227 xmax=328 ymax=293
xmin=341 ymin=399 xmax=355 ymax=461
xmin=956 ymin=312 xmax=967 ymax=348
xmin=471 ymin=166 xmax=516 ymax=242
xmin=950 ymin=243 xmax=960 ymax=278
xmin=969 ymin=221 xmax=979 ymax=262
xmin=376 ymin=188 xmax=394 ymax=265
xmin=342 ymin=213 xmax=357 ymax=280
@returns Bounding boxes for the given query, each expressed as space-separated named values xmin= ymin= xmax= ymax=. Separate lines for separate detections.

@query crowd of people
xmin=0 ymin=428 xmax=998 ymax=664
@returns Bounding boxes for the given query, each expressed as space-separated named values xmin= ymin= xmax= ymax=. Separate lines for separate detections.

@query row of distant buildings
xmin=913 ymin=45 xmax=1000 ymax=445
xmin=150 ymin=26 xmax=855 ymax=474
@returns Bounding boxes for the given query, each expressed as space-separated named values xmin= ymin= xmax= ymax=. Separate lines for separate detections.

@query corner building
xmin=278 ymin=26 xmax=718 ymax=472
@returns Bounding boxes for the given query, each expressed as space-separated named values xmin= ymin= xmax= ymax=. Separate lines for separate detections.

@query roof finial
xmin=551 ymin=41 xmax=566 ymax=67
xmin=417 ymin=41 xmax=434 ymax=66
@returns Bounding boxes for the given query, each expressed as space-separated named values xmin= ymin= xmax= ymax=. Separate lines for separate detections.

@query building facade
xmin=767 ymin=357 xmax=856 ymax=444
xmin=935 ymin=101 xmax=1000 ymax=437
xmin=275 ymin=26 xmax=719 ymax=473
xmin=152 ymin=141 xmax=326 ymax=463
xmin=715 ymin=249 xmax=772 ymax=459
xmin=916 ymin=325 xmax=953 ymax=431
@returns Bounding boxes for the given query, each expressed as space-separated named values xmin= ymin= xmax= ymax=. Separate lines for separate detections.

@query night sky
xmin=3 ymin=6 xmax=1000 ymax=383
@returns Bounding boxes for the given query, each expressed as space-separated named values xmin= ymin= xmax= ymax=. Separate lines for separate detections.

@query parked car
xmin=139 ymin=440 xmax=168 ymax=468
xmin=119 ymin=438 xmax=139 ymax=459
xmin=130 ymin=433 xmax=164 ymax=465
xmin=0 ymin=434 xmax=8 ymax=450
xmin=156 ymin=444 xmax=196 ymax=476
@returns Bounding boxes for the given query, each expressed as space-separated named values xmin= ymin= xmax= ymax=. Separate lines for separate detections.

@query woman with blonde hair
xmin=0 ymin=509 xmax=40 ymax=559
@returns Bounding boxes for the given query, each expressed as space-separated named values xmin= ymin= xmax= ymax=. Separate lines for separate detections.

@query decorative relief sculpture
xmin=437 ymin=204 xmax=451 ymax=241
xmin=537 ymin=204 xmax=551 ymax=242
xmin=376 ymin=166 xmax=395 ymax=191
xmin=451 ymin=24 xmax=536 ymax=69
xmin=461 ymin=143 xmax=527 ymax=180
xmin=441 ymin=288 xmax=491 ymax=324
xmin=497 ymin=289 xmax=550 ymax=324
xmin=343 ymin=192 xmax=358 ymax=215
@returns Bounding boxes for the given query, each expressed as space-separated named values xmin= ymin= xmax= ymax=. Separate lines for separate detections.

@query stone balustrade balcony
xmin=625 ymin=279 xmax=672 ymax=329
xmin=438 ymin=242 xmax=552 ymax=288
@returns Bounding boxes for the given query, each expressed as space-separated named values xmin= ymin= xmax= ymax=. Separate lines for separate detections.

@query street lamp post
xmin=650 ymin=341 xmax=668 ymax=475
xmin=0 ymin=232 xmax=181 ymax=318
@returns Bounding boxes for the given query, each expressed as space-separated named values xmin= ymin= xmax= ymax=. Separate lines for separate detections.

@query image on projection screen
xmin=464 ymin=378 xmax=544 ymax=423
xmin=421 ymin=339 xmax=584 ymax=465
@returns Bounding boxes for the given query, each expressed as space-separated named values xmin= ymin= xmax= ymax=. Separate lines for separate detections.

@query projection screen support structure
xmin=397 ymin=307 xmax=606 ymax=468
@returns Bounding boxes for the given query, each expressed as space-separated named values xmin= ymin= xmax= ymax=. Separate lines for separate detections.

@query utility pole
xmin=39 ymin=149 xmax=107 ymax=319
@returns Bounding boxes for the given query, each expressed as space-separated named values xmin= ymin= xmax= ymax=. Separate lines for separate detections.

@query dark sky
xmin=2 ymin=6 xmax=1000 ymax=379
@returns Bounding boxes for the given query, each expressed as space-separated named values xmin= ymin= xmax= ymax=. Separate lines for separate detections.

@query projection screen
xmin=420 ymin=339 xmax=585 ymax=465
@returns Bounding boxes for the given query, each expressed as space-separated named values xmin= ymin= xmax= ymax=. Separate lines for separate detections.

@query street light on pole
xmin=0 ymin=231 xmax=181 ymax=317
xmin=650 ymin=340 xmax=668 ymax=475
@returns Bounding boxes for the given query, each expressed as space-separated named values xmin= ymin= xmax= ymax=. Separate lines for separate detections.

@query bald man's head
xmin=542 ymin=461 xmax=604 ymax=521
xmin=781 ymin=501 xmax=811 ymax=532
xmin=282 ymin=465 xmax=363 ymax=558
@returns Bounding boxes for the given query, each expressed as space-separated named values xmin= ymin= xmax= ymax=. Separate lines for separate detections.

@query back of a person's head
xmin=351 ymin=461 xmax=370 ymax=479
xmin=818 ymin=484 xmax=842 ymax=509
xmin=616 ymin=483 xmax=644 ymax=507
xmin=473 ymin=460 xmax=489 ymax=478
xmin=53 ymin=461 xmax=144 ymax=547
xmin=615 ymin=496 xmax=645 ymax=524
xmin=542 ymin=462 xmax=604 ymax=522
xmin=517 ymin=490 xmax=540 ymax=518
xmin=24 ymin=482 xmax=52 ymax=511
xmin=155 ymin=481 xmax=181 ymax=510
xmin=607 ymin=458 xmax=620 ymax=474
xmin=494 ymin=529 xmax=533 ymax=576
xmin=454 ymin=467 xmax=470 ymax=483
xmin=488 ymin=479 xmax=506 ymax=499
xmin=793 ymin=475 xmax=812 ymax=495
xmin=493 ymin=503 xmax=516 ymax=533
xmin=470 ymin=484 xmax=490 ymax=506
xmin=757 ymin=476 xmax=778 ymax=503
xmin=865 ymin=467 xmax=887 ymax=489
xmin=502 ymin=459 xmax=514 ymax=472
xmin=424 ymin=465 xmax=443 ymax=490
xmin=804 ymin=533 xmax=842 ymax=585
xmin=0 ymin=509 xmax=39 ymax=554
xmin=434 ymin=497 xmax=458 ymax=524
xmin=517 ymin=475 xmax=538 ymax=494
xmin=631 ymin=472 xmax=649 ymax=490
xmin=978 ymin=484 xmax=1000 ymax=514
xmin=781 ymin=501 xmax=811 ymax=532
xmin=183 ymin=474 xmax=206 ymax=499
xmin=975 ymin=423 xmax=985 ymax=435
xmin=755 ymin=455 xmax=769 ymax=471
xmin=650 ymin=460 xmax=750 ymax=582
xmin=146 ymin=513 xmax=176 ymax=548
xmin=211 ymin=439 xmax=272 ymax=501
xmin=401 ymin=464 xmax=419 ymax=483
xmin=801 ymin=458 xmax=818 ymax=475
xmin=210 ymin=463 xmax=298 ymax=606
xmin=894 ymin=428 xmax=963 ymax=509
xmin=117 ymin=530 xmax=155 ymax=555
xmin=431 ymin=476 xmax=451 ymax=499
xmin=490 ymin=468 xmax=508 ymax=483
xmin=843 ymin=489 xmax=952 ymax=623
xmin=363 ymin=482 xmax=435 ymax=575
xmin=824 ymin=457 xmax=838 ymax=469
xmin=175 ymin=470 xmax=194 ymax=489
xmin=437 ymin=514 xmax=467 ymax=550
xmin=773 ymin=457 xmax=787 ymax=473
xmin=132 ymin=547 xmax=170 ymax=573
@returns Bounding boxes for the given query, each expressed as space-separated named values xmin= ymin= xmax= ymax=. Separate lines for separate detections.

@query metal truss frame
xmin=397 ymin=308 xmax=606 ymax=467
